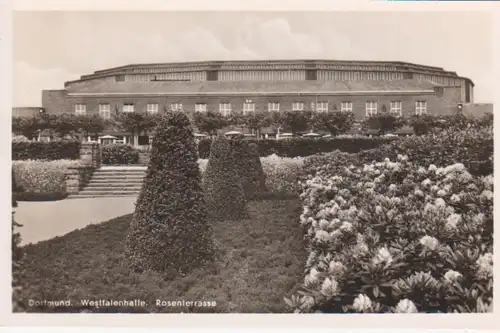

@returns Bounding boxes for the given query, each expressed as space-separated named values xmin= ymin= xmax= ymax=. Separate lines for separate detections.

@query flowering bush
xmin=101 ymin=144 xmax=139 ymax=165
xmin=198 ymin=154 xmax=304 ymax=196
xmin=12 ymin=160 xmax=83 ymax=197
xmin=305 ymin=127 xmax=493 ymax=177
xmin=287 ymin=155 xmax=493 ymax=313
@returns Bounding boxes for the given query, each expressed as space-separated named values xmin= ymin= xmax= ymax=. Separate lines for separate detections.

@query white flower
xmin=389 ymin=184 xmax=397 ymax=191
xmin=450 ymin=194 xmax=461 ymax=203
xmin=375 ymin=205 xmax=383 ymax=215
xmin=428 ymin=165 xmax=437 ymax=172
xmin=340 ymin=221 xmax=353 ymax=232
xmin=436 ymin=167 xmax=444 ymax=175
xmin=300 ymin=295 xmax=315 ymax=310
xmin=394 ymin=299 xmax=418 ymax=313
xmin=329 ymin=261 xmax=346 ymax=276
xmin=431 ymin=185 xmax=440 ymax=193
xmin=480 ymin=190 xmax=494 ymax=201
xmin=320 ymin=277 xmax=339 ymax=298
xmin=372 ymin=247 xmax=393 ymax=265
xmin=477 ymin=253 xmax=493 ymax=279
xmin=315 ymin=230 xmax=332 ymax=242
xmin=391 ymin=197 xmax=402 ymax=205
xmin=397 ymin=154 xmax=408 ymax=161
xmin=352 ymin=294 xmax=372 ymax=312
xmin=446 ymin=213 xmax=462 ymax=229
xmin=414 ymin=189 xmax=424 ymax=197
xmin=472 ymin=213 xmax=485 ymax=224
xmin=434 ymin=198 xmax=446 ymax=207
xmin=384 ymin=158 xmax=391 ymax=163
xmin=437 ymin=190 xmax=447 ymax=197
xmin=419 ymin=235 xmax=440 ymax=251
xmin=319 ymin=219 xmax=330 ymax=230
xmin=444 ymin=270 xmax=463 ymax=283
xmin=417 ymin=166 xmax=427 ymax=174
xmin=421 ymin=179 xmax=432 ymax=187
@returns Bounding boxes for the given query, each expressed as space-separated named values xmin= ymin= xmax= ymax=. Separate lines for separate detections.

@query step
xmin=67 ymin=193 xmax=139 ymax=199
xmin=91 ymin=174 xmax=146 ymax=179
xmin=88 ymin=179 xmax=144 ymax=184
xmin=93 ymin=170 xmax=147 ymax=175
xmin=81 ymin=186 xmax=142 ymax=191
xmin=84 ymin=182 xmax=143 ymax=188
xmin=76 ymin=190 xmax=141 ymax=196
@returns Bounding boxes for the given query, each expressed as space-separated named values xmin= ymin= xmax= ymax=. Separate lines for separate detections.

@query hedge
xmin=15 ymin=192 xmax=68 ymax=202
xmin=198 ymin=137 xmax=397 ymax=159
xmin=12 ymin=140 xmax=81 ymax=161
xmin=101 ymin=144 xmax=139 ymax=165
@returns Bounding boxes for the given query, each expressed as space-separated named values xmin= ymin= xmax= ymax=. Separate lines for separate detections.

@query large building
xmin=40 ymin=59 xmax=475 ymax=144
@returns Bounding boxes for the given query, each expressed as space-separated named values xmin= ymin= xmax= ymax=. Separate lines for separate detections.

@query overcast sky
xmin=13 ymin=11 xmax=492 ymax=106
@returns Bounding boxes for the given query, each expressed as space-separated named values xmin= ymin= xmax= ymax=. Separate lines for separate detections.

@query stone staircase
xmin=67 ymin=166 xmax=147 ymax=198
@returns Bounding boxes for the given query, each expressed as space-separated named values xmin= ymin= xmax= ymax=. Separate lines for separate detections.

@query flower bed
xmin=287 ymin=155 xmax=493 ymax=313
xmin=12 ymin=160 xmax=84 ymax=201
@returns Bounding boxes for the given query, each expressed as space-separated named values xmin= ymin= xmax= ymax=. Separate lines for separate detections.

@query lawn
xmin=16 ymin=199 xmax=306 ymax=313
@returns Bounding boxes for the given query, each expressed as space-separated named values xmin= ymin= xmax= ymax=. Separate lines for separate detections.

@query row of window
xmin=74 ymin=101 xmax=429 ymax=118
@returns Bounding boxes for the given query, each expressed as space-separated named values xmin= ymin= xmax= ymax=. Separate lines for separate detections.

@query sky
xmin=12 ymin=11 xmax=493 ymax=106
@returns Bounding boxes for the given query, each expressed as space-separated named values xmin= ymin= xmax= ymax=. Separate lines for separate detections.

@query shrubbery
xmin=125 ymin=111 xmax=215 ymax=274
xmin=229 ymin=139 xmax=267 ymax=199
xmin=12 ymin=168 xmax=24 ymax=312
xmin=12 ymin=139 xmax=80 ymax=161
xmin=101 ymin=144 xmax=139 ymax=165
xmin=305 ymin=127 xmax=493 ymax=178
xmin=203 ymin=136 xmax=248 ymax=220
xmin=12 ymin=160 xmax=83 ymax=200
xmin=287 ymin=155 xmax=493 ymax=313
xmin=197 ymin=137 xmax=397 ymax=159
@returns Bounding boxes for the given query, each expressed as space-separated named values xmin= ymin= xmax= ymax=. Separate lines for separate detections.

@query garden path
xmin=15 ymin=197 xmax=138 ymax=245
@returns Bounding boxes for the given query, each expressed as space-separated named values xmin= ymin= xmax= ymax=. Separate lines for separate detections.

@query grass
xmin=16 ymin=199 xmax=306 ymax=313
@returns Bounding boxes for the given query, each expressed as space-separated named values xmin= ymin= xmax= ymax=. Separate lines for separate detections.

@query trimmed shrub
xmin=197 ymin=137 xmax=397 ymax=159
xmin=12 ymin=160 xmax=82 ymax=198
xmin=261 ymin=154 xmax=304 ymax=197
xmin=229 ymin=139 xmax=267 ymax=200
xmin=203 ymin=136 xmax=248 ymax=220
xmin=125 ymin=111 xmax=215 ymax=274
xmin=289 ymin=156 xmax=493 ymax=313
xmin=101 ymin=144 xmax=139 ymax=165
xmin=12 ymin=139 xmax=80 ymax=161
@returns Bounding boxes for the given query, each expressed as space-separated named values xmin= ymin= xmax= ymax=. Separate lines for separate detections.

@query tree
xmin=273 ymin=110 xmax=313 ymax=135
xmin=362 ymin=106 xmax=406 ymax=135
xmin=76 ymin=114 xmax=106 ymax=139
xmin=52 ymin=114 xmax=80 ymax=138
xmin=193 ymin=111 xmax=229 ymax=137
xmin=229 ymin=111 xmax=272 ymax=139
xmin=478 ymin=112 xmax=493 ymax=127
xmin=12 ymin=116 xmax=43 ymax=140
xmin=311 ymin=110 xmax=355 ymax=136
xmin=125 ymin=111 xmax=215 ymax=274
xmin=112 ymin=112 xmax=149 ymax=145
xmin=230 ymin=138 xmax=267 ymax=199
xmin=203 ymin=136 xmax=248 ymax=220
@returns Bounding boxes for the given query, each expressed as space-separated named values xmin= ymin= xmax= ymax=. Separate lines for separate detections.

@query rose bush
xmin=286 ymin=155 xmax=493 ymax=313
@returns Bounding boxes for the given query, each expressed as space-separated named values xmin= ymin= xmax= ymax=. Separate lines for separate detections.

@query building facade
xmin=39 ymin=59 xmax=475 ymax=144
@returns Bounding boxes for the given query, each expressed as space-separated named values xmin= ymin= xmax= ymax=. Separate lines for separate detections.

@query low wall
xmin=65 ymin=166 xmax=96 ymax=194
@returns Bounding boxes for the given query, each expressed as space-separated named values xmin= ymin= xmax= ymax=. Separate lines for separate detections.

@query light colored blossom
xmin=340 ymin=221 xmax=353 ymax=232
xmin=434 ymin=198 xmax=446 ymax=207
xmin=446 ymin=213 xmax=462 ymax=229
xmin=437 ymin=190 xmax=447 ymax=197
xmin=428 ymin=165 xmax=437 ymax=172
xmin=300 ymin=295 xmax=315 ymax=310
xmin=477 ymin=253 xmax=493 ymax=279
xmin=389 ymin=184 xmax=397 ymax=191
xmin=304 ymin=268 xmax=320 ymax=286
xmin=372 ymin=247 xmax=393 ymax=265
xmin=414 ymin=189 xmax=424 ymax=197
xmin=472 ymin=213 xmax=485 ymax=224
xmin=315 ymin=230 xmax=332 ymax=242
xmin=319 ymin=219 xmax=330 ymax=230
xmin=320 ymin=277 xmax=339 ymax=298
xmin=329 ymin=261 xmax=346 ymax=276
xmin=480 ymin=190 xmax=494 ymax=201
xmin=419 ymin=235 xmax=440 ymax=251
xmin=421 ymin=179 xmax=432 ymax=187
xmin=450 ymin=194 xmax=461 ymax=203
xmin=375 ymin=205 xmax=383 ymax=215
xmin=352 ymin=294 xmax=372 ymax=312
xmin=394 ymin=299 xmax=418 ymax=313
xmin=444 ymin=270 xmax=463 ymax=283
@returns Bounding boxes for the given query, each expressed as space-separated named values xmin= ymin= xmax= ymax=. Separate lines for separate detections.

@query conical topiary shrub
xmin=125 ymin=111 xmax=215 ymax=274
xmin=203 ymin=136 xmax=248 ymax=220
xmin=230 ymin=139 xmax=267 ymax=200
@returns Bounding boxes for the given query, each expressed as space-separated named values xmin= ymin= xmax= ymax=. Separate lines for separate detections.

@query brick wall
xmin=12 ymin=107 xmax=43 ymax=117
xmin=51 ymin=88 xmax=462 ymax=121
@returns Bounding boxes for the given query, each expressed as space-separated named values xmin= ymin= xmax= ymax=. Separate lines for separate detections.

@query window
xmin=74 ymin=104 xmax=86 ymax=116
xmin=316 ymin=101 xmax=329 ymax=113
xmin=390 ymin=101 xmax=402 ymax=116
xmin=195 ymin=103 xmax=207 ymax=113
xmin=98 ymin=104 xmax=111 ymax=119
xmin=341 ymin=101 xmax=353 ymax=112
xmin=268 ymin=102 xmax=280 ymax=112
xmin=147 ymin=103 xmax=159 ymax=114
xmin=415 ymin=101 xmax=427 ymax=115
xmin=292 ymin=102 xmax=304 ymax=111
xmin=171 ymin=103 xmax=183 ymax=111
xmin=365 ymin=101 xmax=378 ymax=116
xmin=123 ymin=103 xmax=135 ymax=113
xmin=243 ymin=102 xmax=255 ymax=114
xmin=219 ymin=103 xmax=232 ymax=116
